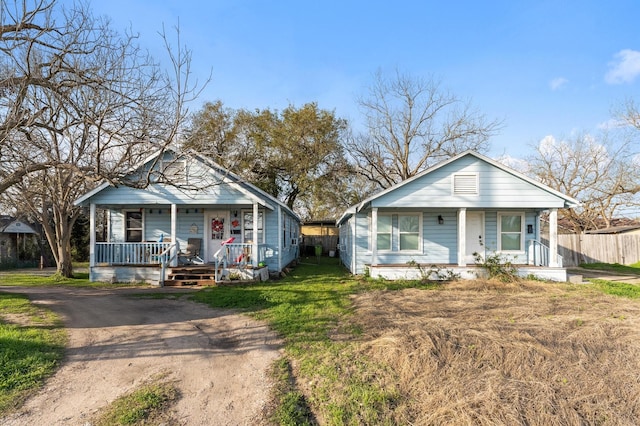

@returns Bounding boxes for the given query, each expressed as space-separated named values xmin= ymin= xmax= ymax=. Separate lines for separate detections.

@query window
xmin=125 ymin=211 xmax=143 ymax=242
xmin=498 ymin=213 xmax=524 ymax=251
xmin=399 ymin=215 xmax=420 ymax=250
xmin=243 ymin=211 xmax=263 ymax=243
xmin=375 ymin=213 xmax=421 ymax=252
xmin=376 ymin=215 xmax=392 ymax=251
xmin=453 ymin=173 xmax=479 ymax=195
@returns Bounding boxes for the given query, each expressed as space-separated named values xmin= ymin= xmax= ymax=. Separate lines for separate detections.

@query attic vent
xmin=453 ymin=173 xmax=478 ymax=195
xmin=162 ymin=160 xmax=187 ymax=184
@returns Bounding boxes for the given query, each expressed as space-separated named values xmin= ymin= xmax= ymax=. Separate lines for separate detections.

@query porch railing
xmin=95 ymin=242 xmax=173 ymax=266
xmin=528 ymin=240 xmax=563 ymax=267
xmin=213 ymin=243 xmax=256 ymax=281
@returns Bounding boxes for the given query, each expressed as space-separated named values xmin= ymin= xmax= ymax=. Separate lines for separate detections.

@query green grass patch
xmin=91 ymin=376 xmax=179 ymax=426
xmin=0 ymin=272 xmax=149 ymax=288
xmin=579 ymin=262 xmax=640 ymax=275
xmin=190 ymin=257 xmax=434 ymax=424
xmin=588 ymin=279 xmax=640 ymax=299
xmin=0 ymin=292 xmax=66 ymax=414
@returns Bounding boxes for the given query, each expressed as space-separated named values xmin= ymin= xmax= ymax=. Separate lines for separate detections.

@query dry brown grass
xmin=350 ymin=279 xmax=640 ymax=425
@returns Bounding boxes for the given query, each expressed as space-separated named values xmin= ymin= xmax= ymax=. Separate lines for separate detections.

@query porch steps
xmin=164 ymin=266 xmax=218 ymax=286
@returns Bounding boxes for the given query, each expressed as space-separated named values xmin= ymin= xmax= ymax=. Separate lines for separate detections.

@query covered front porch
xmin=85 ymin=200 xmax=285 ymax=285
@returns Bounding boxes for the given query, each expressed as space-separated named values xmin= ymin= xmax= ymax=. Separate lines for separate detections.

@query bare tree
xmin=619 ymin=97 xmax=640 ymax=130
xmin=347 ymin=69 xmax=502 ymax=189
xmin=0 ymin=0 xmax=202 ymax=276
xmin=526 ymin=132 xmax=640 ymax=232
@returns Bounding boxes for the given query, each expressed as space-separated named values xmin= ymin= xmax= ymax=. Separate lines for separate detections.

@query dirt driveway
xmin=0 ymin=285 xmax=282 ymax=425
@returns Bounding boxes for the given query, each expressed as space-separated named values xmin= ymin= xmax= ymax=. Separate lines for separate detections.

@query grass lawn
xmin=579 ymin=261 xmax=640 ymax=275
xmin=0 ymin=292 xmax=66 ymax=414
xmin=3 ymin=260 xmax=640 ymax=424
xmin=192 ymin=258 xmax=640 ymax=425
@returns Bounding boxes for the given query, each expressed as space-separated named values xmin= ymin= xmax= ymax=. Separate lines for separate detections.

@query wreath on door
xmin=211 ymin=218 xmax=224 ymax=239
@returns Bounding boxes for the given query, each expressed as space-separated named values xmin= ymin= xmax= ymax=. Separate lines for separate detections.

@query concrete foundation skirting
xmin=367 ymin=264 xmax=569 ymax=282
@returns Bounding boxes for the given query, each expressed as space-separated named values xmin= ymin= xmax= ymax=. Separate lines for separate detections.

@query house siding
xmin=341 ymin=208 xmax=543 ymax=275
xmin=78 ymin=150 xmax=301 ymax=282
xmin=106 ymin=206 xmax=298 ymax=270
xmin=373 ymin=156 xmax=568 ymax=209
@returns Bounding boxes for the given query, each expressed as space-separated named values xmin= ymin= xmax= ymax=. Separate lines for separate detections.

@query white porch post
xmin=89 ymin=203 xmax=96 ymax=269
xmin=371 ymin=208 xmax=378 ymax=266
xmin=549 ymin=208 xmax=559 ymax=267
xmin=170 ymin=204 xmax=177 ymax=267
xmin=253 ymin=202 xmax=259 ymax=268
xmin=277 ymin=205 xmax=282 ymax=271
xmin=458 ymin=208 xmax=467 ymax=266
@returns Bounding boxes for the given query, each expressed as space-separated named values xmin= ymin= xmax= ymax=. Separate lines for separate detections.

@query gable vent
xmin=453 ymin=173 xmax=478 ymax=195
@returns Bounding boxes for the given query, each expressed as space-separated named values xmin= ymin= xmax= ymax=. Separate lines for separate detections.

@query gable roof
xmin=0 ymin=216 xmax=38 ymax=234
xmin=338 ymin=150 xmax=580 ymax=224
xmin=74 ymin=148 xmax=299 ymax=221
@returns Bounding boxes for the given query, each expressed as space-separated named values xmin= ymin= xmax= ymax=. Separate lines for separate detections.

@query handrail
xmin=213 ymin=242 xmax=254 ymax=282
xmin=158 ymin=243 xmax=177 ymax=287
xmin=528 ymin=240 xmax=563 ymax=267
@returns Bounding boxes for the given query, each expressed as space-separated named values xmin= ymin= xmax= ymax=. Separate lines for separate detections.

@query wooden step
xmin=163 ymin=279 xmax=217 ymax=287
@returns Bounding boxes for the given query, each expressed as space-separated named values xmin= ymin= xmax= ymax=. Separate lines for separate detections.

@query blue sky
xmin=86 ymin=0 xmax=640 ymax=160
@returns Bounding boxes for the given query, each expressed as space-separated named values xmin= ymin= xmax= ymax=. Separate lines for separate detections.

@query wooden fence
xmin=300 ymin=235 xmax=340 ymax=256
xmin=543 ymin=234 xmax=640 ymax=266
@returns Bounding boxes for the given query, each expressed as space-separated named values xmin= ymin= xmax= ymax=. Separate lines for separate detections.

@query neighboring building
xmin=75 ymin=149 xmax=301 ymax=285
xmin=583 ymin=219 xmax=640 ymax=235
xmin=0 ymin=216 xmax=39 ymax=265
xmin=337 ymin=151 xmax=579 ymax=282
xmin=301 ymin=220 xmax=339 ymax=237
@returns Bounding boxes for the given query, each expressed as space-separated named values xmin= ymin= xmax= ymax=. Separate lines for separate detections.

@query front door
xmin=465 ymin=211 xmax=485 ymax=264
xmin=207 ymin=210 xmax=229 ymax=262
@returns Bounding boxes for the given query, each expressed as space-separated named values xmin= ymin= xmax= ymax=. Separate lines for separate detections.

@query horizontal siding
xmin=373 ymin=156 xmax=568 ymax=209
xmin=106 ymin=206 xmax=298 ymax=272
xmin=89 ymin=183 xmax=257 ymax=206
xmin=343 ymin=209 xmax=543 ymax=274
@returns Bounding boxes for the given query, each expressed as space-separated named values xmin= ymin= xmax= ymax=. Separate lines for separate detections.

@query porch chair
xmin=179 ymin=238 xmax=204 ymax=265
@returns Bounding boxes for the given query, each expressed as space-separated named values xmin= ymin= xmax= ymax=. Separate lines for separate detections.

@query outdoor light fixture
xmin=438 ymin=215 xmax=444 ymax=225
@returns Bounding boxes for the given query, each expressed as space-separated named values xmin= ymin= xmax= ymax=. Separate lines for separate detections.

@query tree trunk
xmin=56 ymin=240 xmax=74 ymax=278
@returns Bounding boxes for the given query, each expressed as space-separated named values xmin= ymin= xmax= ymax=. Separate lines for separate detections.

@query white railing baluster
xmin=528 ymin=240 xmax=563 ymax=267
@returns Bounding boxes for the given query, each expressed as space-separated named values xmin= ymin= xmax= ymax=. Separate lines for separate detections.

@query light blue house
xmin=337 ymin=151 xmax=579 ymax=281
xmin=75 ymin=149 xmax=300 ymax=285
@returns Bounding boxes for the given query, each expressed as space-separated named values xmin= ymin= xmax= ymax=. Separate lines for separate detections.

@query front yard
xmin=3 ymin=259 xmax=640 ymax=424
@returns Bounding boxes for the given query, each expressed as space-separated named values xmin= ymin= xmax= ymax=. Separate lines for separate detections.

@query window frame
xmin=398 ymin=213 xmax=421 ymax=251
xmin=242 ymin=210 xmax=264 ymax=244
xmin=376 ymin=214 xmax=392 ymax=251
xmin=124 ymin=210 xmax=144 ymax=242
xmin=374 ymin=212 xmax=422 ymax=253
xmin=497 ymin=212 xmax=525 ymax=252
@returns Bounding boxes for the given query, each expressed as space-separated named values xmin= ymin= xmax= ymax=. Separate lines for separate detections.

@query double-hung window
xmin=375 ymin=213 xmax=421 ymax=252
xmin=399 ymin=214 xmax=420 ymax=251
xmin=243 ymin=211 xmax=263 ymax=243
xmin=376 ymin=215 xmax=392 ymax=251
xmin=498 ymin=212 xmax=524 ymax=251
xmin=125 ymin=211 xmax=143 ymax=242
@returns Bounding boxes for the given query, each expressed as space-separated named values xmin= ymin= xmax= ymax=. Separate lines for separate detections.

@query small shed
xmin=0 ymin=216 xmax=39 ymax=264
